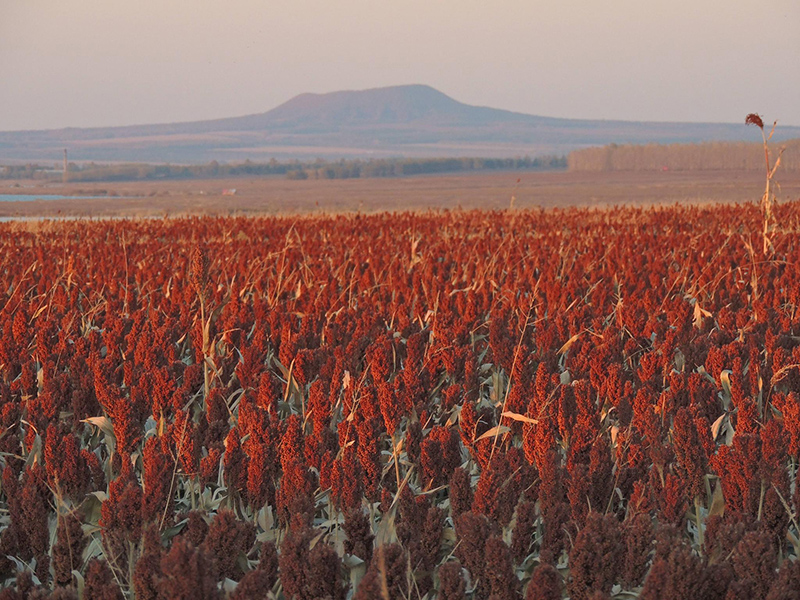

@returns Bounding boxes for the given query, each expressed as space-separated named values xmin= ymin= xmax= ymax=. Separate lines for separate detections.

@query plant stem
xmin=391 ymin=432 xmax=401 ymax=490
xmin=694 ymin=495 xmax=704 ymax=555
xmin=200 ymin=296 xmax=209 ymax=399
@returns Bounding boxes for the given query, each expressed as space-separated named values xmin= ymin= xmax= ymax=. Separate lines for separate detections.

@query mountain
xmin=234 ymin=85 xmax=537 ymax=129
xmin=0 ymin=84 xmax=797 ymax=163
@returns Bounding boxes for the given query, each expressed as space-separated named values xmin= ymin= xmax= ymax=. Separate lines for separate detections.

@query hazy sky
xmin=1 ymin=0 xmax=798 ymax=131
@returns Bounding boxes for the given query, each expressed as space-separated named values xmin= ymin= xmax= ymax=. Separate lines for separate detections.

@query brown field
xmin=1 ymin=169 xmax=799 ymax=218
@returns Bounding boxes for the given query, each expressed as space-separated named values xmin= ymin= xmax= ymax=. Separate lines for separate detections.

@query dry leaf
xmin=719 ymin=370 xmax=732 ymax=410
xmin=475 ymin=425 xmax=511 ymax=442
xmin=82 ymin=416 xmax=116 ymax=440
xmin=692 ymin=301 xmax=711 ymax=329
xmin=708 ymin=482 xmax=725 ymax=517
xmin=500 ymin=411 xmax=538 ymax=424
xmin=558 ymin=332 xmax=581 ymax=355
xmin=710 ymin=413 xmax=726 ymax=440
xmin=342 ymin=370 xmax=352 ymax=390
xmin=610 ymin=425 xmax=620 ymax=446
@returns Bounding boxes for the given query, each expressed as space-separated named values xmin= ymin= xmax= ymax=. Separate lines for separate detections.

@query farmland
xmin=2 ymin=169 xmax=800 ymax=218
xmin=2 ymin=197 xmax=800 ymax=599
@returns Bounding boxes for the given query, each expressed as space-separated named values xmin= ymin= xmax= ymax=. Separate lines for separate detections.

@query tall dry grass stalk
xmin=746 ymin=113 xmax=785 ymax=255
xmin=190 ymin=245 xmax=211 ymax=398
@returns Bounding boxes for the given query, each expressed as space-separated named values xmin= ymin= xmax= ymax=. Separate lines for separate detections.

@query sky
xmin=0 ymin=0 xmax=798 ymax=131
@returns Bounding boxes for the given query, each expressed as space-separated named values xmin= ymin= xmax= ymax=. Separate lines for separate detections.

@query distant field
xmin=1 ymin=169 xmax=799 ymax=217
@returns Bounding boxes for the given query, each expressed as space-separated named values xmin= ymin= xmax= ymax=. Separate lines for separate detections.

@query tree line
xmin=567 ymin=139 xmax=800 ymax=172
xmin=1 ymin=155 xmax=566 ymax=183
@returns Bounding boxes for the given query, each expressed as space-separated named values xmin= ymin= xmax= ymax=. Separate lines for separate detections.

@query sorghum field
xmin=2 ymin=203 xmax=800 ymax=600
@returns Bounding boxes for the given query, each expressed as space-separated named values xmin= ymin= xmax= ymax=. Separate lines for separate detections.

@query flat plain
xmin=2 ymin=169 xmax=798 ymax=217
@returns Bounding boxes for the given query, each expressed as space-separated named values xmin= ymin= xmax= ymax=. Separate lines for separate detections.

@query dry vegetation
xmin=2 ymin=198 xmax=800 ymax=598
xmin=2 ymin=169 xmax=800 ymax=218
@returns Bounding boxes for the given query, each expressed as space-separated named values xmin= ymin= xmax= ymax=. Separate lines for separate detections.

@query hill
xmin=1 ymin=85 xmax=797 ymax=163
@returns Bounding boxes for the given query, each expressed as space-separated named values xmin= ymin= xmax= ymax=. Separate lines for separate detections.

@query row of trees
xmin=7 ymin=140 xmax=799 ymax=182
xmin=0 ymin=155 xmax=567 ymax=183
xmin=0 ymin=164 xmax=55 ymax=180
xmin=287 ymin=156 xmax=566 ymax=180
xmin=567 ymin=139 xmax=800 ymax=172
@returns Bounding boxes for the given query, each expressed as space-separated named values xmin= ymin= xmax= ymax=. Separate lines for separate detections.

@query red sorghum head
xmin=159 ymin=536 xmax=221 ymax=599
xmin=567 ymin=512 xmax=624 ymax=600
xmin=437 ymin=560 xmax=467 ymax=600
xmin=525 ymin=563 xmax=563 ymax=600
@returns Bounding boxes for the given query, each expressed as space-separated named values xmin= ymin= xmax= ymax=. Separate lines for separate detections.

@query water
xmin=0 ymin=194 xmax=116 ymax=202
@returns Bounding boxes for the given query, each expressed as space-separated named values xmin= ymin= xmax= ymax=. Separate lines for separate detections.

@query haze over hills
xmin=1 ymin=85 xmax=797 ymax=164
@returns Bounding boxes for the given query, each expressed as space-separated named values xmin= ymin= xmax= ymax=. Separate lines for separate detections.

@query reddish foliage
xmin=201 ymin=510 xmax=256 ymax=581
xmin=1 ymin=206 xmax=800 ymax=596
xmin=438 ymin=561 xmax=467 ymax=600
xmin=84 ymin=559 xmax=124 ymax=600
xmin=526 ymin=563 xmax=563 ymax=600
xmin=52 ymin=511 xmax=86 ymax=588
xmin=133 ymin=525 xmax=163 ymax=600
xmin=159 ymin=537 xmax=221 ymax=600
xmin=567 ymin=512 xmax=624 ymax=600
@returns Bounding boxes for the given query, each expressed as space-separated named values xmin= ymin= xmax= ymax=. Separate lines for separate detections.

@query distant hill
xmin=238 ymin=85 xmax=538 ymax=129
xmin=1 ymin=84 xmax=797 ymax=164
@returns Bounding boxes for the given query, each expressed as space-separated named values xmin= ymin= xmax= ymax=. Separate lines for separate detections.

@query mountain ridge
xmin=1 ymin=84 xmax=797 ymax=163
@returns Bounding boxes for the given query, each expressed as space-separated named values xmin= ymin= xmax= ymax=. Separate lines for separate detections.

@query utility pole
xmin=63 ymin=149 xmax=68 ymax=184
